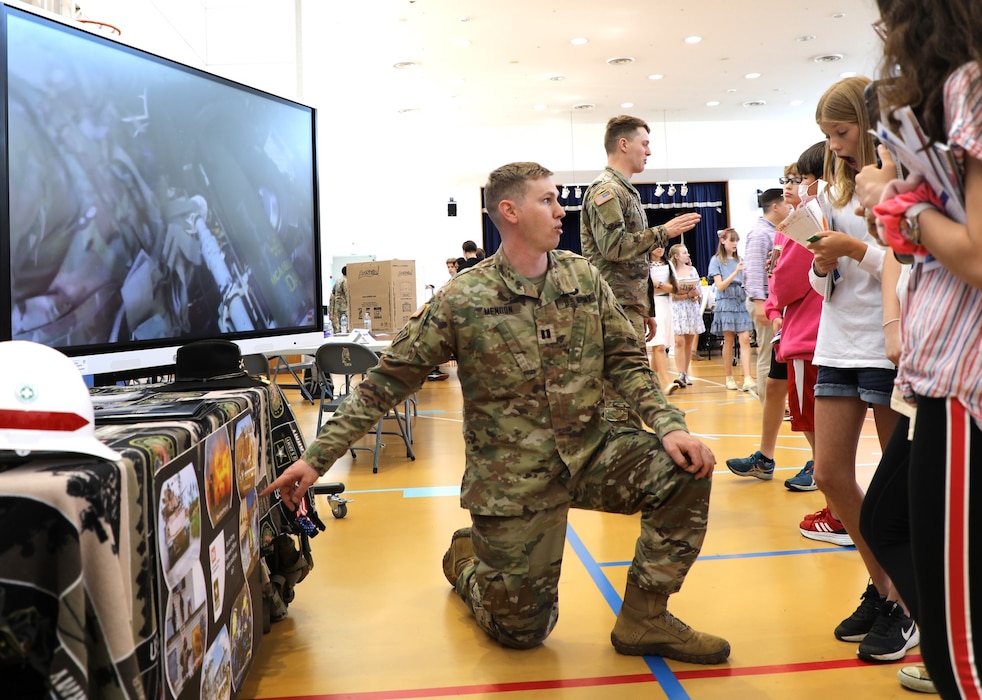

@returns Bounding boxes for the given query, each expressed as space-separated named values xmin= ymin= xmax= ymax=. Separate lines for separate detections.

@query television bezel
xmin=0 ymin=1 xmax=324 ymax=380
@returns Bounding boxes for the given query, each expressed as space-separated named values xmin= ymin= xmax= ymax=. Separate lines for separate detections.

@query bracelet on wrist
xmin=882 ymin=318 xmax=900 ymax=328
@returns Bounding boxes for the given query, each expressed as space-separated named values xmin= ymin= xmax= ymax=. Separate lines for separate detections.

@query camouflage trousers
xmin=458 ymin=426 xmax=711 ymax=649
xmin=602 ymin=306 xmax=649 ymax=428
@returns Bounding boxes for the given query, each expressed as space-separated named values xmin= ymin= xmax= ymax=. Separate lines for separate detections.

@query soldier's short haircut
xmin=604 ymin=115 xmax=650 ymax=155
xmin=484 ymin=162 xmax=554 ymax=227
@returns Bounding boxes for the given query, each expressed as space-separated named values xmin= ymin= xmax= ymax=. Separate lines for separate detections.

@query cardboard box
xmin=346 ymin=260 xmax=417 ymax=333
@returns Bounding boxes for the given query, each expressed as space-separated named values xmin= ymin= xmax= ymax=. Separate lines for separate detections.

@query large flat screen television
xmin=1 ymin=2 xmax=323 ymax=379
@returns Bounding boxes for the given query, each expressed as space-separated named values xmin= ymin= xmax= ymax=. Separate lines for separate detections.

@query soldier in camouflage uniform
xmin=580 ymin=115 xmax=702 ymax=423
xmin=263 ymin=162 xmax=730 ymax=664
xmin=328 ymin=266 xmax=349 ymax=331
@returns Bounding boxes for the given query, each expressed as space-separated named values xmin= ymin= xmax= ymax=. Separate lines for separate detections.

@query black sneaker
xmin=857 ymin=601 xmax=920 ymax=662
xmin=834 ymin=582 xmax=885 ymax=642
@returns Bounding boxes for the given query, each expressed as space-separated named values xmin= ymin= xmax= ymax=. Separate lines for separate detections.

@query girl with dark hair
xmin=856 ymin=2 xmax=982 ymax=695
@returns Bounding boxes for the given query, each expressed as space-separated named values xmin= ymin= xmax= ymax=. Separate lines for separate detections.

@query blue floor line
xmin=596 ymin=544 xmax=856 ymax=568
xmin=565 ymin=524 xmax=689 ymax=700
xmin=403 ymin=485 xmax=461 ymax=498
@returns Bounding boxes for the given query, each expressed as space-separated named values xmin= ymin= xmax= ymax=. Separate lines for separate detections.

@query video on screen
xmin=5 ymin=10 xmax=319 ymax=352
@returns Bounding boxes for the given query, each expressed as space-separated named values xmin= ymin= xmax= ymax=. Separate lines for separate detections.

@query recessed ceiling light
xmin=706 ymin=101 xmax=720 ymax=107
xmin=789 ymin=99 xmax=805 ymax=106
xmin=459 ymin=16 xmax=472 ymax=22
xmin=795 ymin=34 xmax=815 ymax=42
xmin=570 ymin=37 xmax=588 ymax=46
xmin=453 ymin=39 xmax=471 ymax=48
xmin=548 ymin=75 xmax=565 ymax=81
xmin=533 ymin=104 xmax=548 ymax=110
xmin=839 ymin=71 xmax=858 ymax=78
xmin=572 ymin=103 xmax=595 ymax=110
xmin=606 ymin=57 xmax=635 ymax=65
xmin=745 ymin=72 xmax=761 ymax=79
xmin=832 ymin=12 xmax=846 ymax=19
xmin=648 ymin=73 xmax=664 ymax=80
xmin=397 ymin=107 xmax=420 ymax=113
xmin=726 ymin=88 xmax=737 ymax=93
xmin=814 ymin=53 xmax=843 ymax=63
xmin=684 ymin=36 xmax=702 ymax=44
xmin=393 ymin=61 xmax=418 ymax=70
xmin=742 ymin=100 xmax=766 ymax=107
xmin=621 ymin=102 xmax=634 ymax=108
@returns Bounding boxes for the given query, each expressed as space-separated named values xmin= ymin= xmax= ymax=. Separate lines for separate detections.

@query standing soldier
xmin=263 ymin=161 xmax=729 ymax=664
xmin=328 ymin=266 xmax=349 ymax=332
xmin=580 ymin=115 xmax=701 ymax=424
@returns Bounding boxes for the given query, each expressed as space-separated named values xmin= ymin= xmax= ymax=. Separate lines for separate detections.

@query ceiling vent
xmin=813 ymin=54 xmax=843 ymax=63
xmin=606 ymin=57 xmax=635 ymax=66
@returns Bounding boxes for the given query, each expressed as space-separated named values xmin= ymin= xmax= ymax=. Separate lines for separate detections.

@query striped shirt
xmin=743 ymin=217 xmax=775 ymax=301
xmin=899 ymin=61 xmax=982 ymax=424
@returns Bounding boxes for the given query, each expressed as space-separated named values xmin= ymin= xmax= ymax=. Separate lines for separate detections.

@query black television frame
xmin=0 ymin=1 xmax=324 ymax=381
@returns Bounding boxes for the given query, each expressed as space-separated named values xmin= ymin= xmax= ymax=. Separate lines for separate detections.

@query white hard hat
xmin=0 ymin=341 xmax=121 ymax=462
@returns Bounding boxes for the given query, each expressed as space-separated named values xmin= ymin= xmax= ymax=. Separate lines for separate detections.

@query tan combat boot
xmin=442 ymin=527 xmax=475 ymax=589
xmin=611 ymin=575 xmax=730 ymax=664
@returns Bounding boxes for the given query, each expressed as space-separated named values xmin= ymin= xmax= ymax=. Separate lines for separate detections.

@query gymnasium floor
xmin=240 ymin=349 xmax=920 ymax=699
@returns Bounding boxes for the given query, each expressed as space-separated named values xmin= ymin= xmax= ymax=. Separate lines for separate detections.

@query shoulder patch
xmin=594 ymin=189 xmax=614 ymax=206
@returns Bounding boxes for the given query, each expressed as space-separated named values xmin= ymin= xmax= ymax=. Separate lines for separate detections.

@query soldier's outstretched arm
xmin=260 ymin=459 xmax=320 ymax=510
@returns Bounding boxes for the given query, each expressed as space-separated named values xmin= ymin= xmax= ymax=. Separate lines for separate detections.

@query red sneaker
xmin=800 ymin=508 xmax=853 ymax=546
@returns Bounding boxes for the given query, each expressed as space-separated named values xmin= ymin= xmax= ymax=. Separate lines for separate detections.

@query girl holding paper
xmin=807 ymin=76 xmax=911 ymax=664
xmin=707 ymin=228 xmax=754 ymax=392
xmin=855 ymin=3 xmax=982 ymax=696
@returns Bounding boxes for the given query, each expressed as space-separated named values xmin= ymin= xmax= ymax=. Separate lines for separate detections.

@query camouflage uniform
xmin=301 ymin=250 xmax=711 ymax=649
xmin=580 ymin=166 xmax=674 ymax=424
xmin=328 ymin=275 xmax=348 ymax=330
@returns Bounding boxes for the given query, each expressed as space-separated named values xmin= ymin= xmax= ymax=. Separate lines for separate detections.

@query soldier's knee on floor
xmin=492 ymin=608 xmax=557 ymax=650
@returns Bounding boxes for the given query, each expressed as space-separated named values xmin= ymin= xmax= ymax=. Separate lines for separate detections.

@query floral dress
xmin=671 ymin=266 xmax=705 ymax=335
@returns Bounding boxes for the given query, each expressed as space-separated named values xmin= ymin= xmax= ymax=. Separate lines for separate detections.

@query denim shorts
xmin=814 ymin=366 xmax=896 ymax=406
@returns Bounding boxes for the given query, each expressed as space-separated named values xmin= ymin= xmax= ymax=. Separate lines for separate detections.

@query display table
xmin=0 ymin=381 xmax=311 ymax=699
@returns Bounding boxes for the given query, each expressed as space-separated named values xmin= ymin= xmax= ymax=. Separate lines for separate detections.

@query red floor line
xmin=256 ymin=653 xmax=923 ymax=700
xmin=674 ymin=653 xmax=923 ymax=680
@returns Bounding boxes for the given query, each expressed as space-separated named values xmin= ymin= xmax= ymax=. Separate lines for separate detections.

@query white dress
xmin=648 ymin=262 xmax=675 ymax=348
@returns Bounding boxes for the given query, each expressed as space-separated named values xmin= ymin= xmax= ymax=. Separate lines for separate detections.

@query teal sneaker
xmin=785 ymin=460 xmax=817 ymax=491
xmin=725 ymin=451 xmax=775 ymax=480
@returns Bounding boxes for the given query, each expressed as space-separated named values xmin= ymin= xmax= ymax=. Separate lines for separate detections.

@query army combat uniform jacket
xmin=328 ymin=275 xmax=349 ymax=330
xmin=580 ymin=166 xmax=672 ymax=319
xmin=301 ymin=249 xmax=688 ymax=516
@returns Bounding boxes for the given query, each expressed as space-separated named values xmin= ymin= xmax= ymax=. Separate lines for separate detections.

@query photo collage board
xmin=154 ymin=409 xmax=262 ymax=700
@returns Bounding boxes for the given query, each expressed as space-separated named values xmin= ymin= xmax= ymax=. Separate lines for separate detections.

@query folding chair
xmin=242 ymin=353 xmax=271 ymax=379
xmin=270 ymin=353 xmax=318 ymax=403
xmin=314 ymin=342 xmax=415 ymax=473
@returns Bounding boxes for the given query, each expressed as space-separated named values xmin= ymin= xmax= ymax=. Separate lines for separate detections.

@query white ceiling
xmin=66 ymin=0 xmax=885 ymax=131
xmin=316 ymin=0 xmax=884 ymax=128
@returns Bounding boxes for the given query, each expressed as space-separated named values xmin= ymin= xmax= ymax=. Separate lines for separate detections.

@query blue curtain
xmin=482 ymin=181 xmax=727 ymax=277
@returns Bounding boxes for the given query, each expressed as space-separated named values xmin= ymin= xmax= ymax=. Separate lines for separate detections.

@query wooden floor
xmin=240 ymin=348 xmax=920 ymax=699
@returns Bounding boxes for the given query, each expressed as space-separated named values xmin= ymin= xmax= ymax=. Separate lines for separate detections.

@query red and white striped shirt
xmin=898 ymin=61 xmax=982 ymax=424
